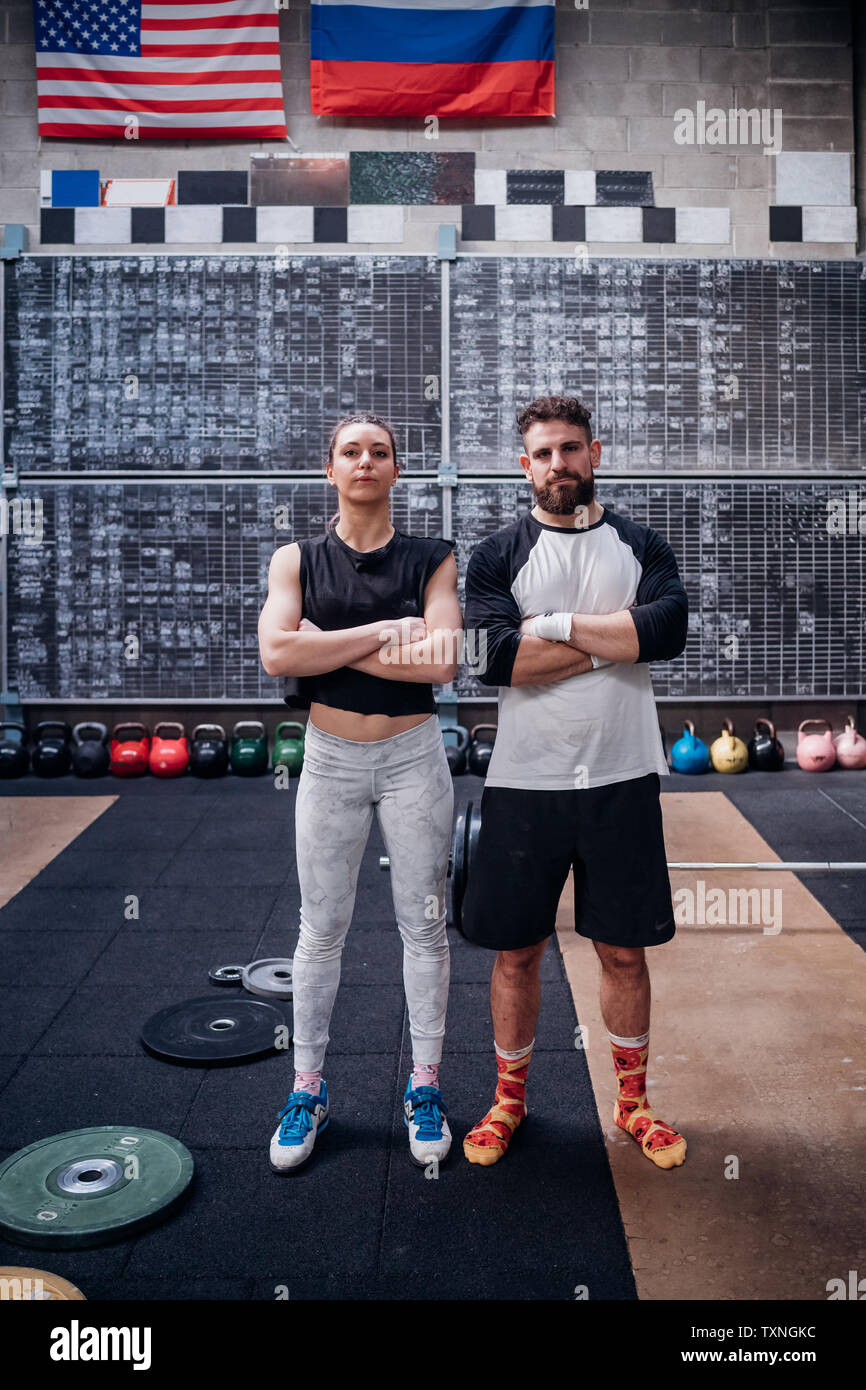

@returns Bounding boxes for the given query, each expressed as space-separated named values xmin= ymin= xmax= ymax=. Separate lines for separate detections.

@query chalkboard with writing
xmin=449 ymin=257 xmax=865 ymax=473
xmin=6 ymin=480 xmax=444 ymax=701
xmin=3 ymin=255 xmax=441 ymax=475
xmin=453 ymin=479 xmax=865 ymax=699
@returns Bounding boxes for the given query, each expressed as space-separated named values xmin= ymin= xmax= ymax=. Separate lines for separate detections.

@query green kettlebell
xmin=273 ymin=720 xmax=305 ymax=776
xmin=229 ymin=720 xmax=269 ymax=777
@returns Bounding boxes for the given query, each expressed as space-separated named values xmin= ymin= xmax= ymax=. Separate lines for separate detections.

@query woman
xmin=258 ymin=413 xmax=461 ymax=1172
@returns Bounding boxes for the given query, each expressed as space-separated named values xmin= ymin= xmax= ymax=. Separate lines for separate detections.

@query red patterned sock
xmin=608 ymin=1032 xmax=686 ymax=1170
xmin=463 ymin=1041 xmax=532 ymax=1167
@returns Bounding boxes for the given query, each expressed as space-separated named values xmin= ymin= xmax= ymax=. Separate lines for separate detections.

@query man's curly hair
xmin=516 ymin=396 xmax=594 ymax=447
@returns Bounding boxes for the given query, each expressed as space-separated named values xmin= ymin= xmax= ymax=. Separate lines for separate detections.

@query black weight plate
xmin=208 ymin=964 xmax=246 ymax=986
xmin=0 ymin=1127 xmax=193 ymax=1251
xmin=468 ymin=803 xmax=482 ymax=873
xmin=450 ymin=802 xmax=471 ymax=935
xmin=141 ymin=995 xmax=288 ymax=1065
xmin=450 ymin=806 xmax=465 ymax=931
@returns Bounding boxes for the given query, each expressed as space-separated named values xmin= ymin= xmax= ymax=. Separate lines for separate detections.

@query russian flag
xmin=310 ymin=0 xmax=555 ymax=119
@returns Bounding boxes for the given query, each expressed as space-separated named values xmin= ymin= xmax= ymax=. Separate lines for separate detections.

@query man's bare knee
xmin=495 ymin=940 xmax=549 ymax=980
xmin=593 ymin=942 xmax=646 ymax=974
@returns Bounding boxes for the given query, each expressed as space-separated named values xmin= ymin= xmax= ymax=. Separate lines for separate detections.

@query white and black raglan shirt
xmin=463 ymin=508 xmax=689 ymax=791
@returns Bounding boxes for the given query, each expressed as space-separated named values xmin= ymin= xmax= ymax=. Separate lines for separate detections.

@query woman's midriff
xmin=308 ymin=702 xmax=432 ymax=742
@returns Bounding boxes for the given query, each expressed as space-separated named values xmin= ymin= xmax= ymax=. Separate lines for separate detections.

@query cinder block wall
xmin=855 ymin=1 xmax=866 ymax=252
xmin=0 ymin=0 xmax=858 ymax=258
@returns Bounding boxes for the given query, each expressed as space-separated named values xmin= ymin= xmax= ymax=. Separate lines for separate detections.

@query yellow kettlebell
xmin=709 ymin=717 xmax=749 ymax=774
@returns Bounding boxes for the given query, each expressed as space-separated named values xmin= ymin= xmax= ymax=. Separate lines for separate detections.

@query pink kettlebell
xmin=796 ymin=719 xmax=837 ymax=773
xmin=834 ymin=715 xmax=866 ymax=770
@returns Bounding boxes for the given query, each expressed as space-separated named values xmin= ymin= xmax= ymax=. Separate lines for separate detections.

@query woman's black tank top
xmin=283 ymin=527 xmax=456 ymax=716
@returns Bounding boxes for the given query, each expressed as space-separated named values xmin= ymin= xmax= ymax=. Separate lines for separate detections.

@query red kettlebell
xmin=110 ymin=722 xmax=151 ymax=778
xmin=833 ymin=715 xmax=866 ymax=770
xmin=149 ymin=721 xmax=190 ymax=778
xmin=796 ymin=719 xmax=836 ymax=773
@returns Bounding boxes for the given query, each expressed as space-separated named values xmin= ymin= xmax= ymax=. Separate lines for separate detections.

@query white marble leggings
xmin=291 ymin=713 xmax=454 ymax=1074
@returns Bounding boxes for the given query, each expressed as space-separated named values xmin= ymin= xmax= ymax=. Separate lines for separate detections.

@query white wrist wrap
xmin=529 ymin=612 xmax=573 ymax=642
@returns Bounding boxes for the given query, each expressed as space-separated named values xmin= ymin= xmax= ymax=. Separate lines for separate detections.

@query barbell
xmin=378 ymin=806 xmax=866 ymax=937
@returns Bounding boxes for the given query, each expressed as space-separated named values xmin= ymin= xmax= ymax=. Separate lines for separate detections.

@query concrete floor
xmin=557 ymin=790 xmax=866 ymax=1301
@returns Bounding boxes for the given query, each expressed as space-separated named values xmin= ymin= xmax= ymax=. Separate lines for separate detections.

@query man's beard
xmin=533 ymin=473 xmax=595 ymax=515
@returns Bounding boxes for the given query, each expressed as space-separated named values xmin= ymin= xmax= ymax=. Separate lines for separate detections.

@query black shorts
xmin=461 ymin=774 xmax=676 ymax=952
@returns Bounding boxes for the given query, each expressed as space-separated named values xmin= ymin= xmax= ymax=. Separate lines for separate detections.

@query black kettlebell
xmin=190 ymin=723 xmax=229 ymax=778
xmin=441 ymin=725 xmax=469 ymax=776
xmin=32 ymin=720 xmax=72 ymax=778
xmin=0 ymin=722 xmax=29 ymax=778
xmin=747 ymin=717 xmax=785 ymax=771
xmin=468 ymin=723 xmax=497 ymax=776
xmin=71 ymin=722 xmax=110 ymax=778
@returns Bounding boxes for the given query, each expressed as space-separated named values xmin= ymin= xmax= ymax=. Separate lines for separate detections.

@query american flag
xmin=34 ymin=0 xmax=287 ymax=140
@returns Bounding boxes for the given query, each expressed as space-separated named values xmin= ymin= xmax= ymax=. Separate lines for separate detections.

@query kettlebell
xmin=190 ymin=724 xmax=228 ymax=778
xmin=669 ymin=720 xmax=710 ymax=775
xmin=110 ymin=722 xmax=151 ymax=777
xmin=796 ymin=719 xmax=836 ymax=772
xmin=0 ymin=722 xmax=29 ymax=778
xmin=747 ymin=718 xmax=785 ymax=772
xmin=273 ymin=720 xmax=305 ymax=776
xmin=32 ymin=720 xmax=72 ymax=778
xmin=230 ymin=720 xmax=269 ymax=776
xmin=149 ymin=721 xmax=190 ymax=778
xmin=441 ymin=725 xmax=469 ymax=776
xmin=71 ymin=722 xmax=110 ymax=778
xmin=833 ymin=715 xmax=866 ymax=770
xmin=709 ymin=718 xmax=749 ymax=774
xmin=468 ymin=724 xmax=497 ymax=776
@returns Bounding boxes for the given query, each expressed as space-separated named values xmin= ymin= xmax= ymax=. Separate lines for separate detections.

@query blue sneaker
xmin=269 ymin=1082 xmax=329 ymax=1173
xmin=403 ymin=1079 xmax=451 ymax=1167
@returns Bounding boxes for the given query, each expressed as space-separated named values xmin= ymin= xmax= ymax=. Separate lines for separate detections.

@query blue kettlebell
xmin=670 ymin=719 xmax=710 ymax=775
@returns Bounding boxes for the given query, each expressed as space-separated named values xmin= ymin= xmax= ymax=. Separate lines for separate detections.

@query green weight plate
xmin=0 ymin=1127 xmax=194 ymax=1251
